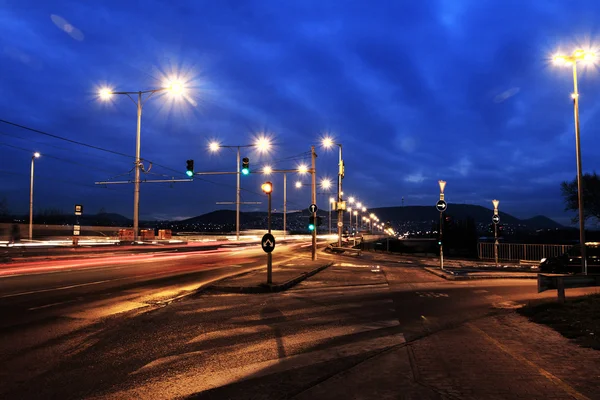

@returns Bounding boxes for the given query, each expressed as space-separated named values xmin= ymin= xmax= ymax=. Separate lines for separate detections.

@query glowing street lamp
xmin=297 ymin=164 xmax=309 ymax=174
xmin=322 ymin=135 xmax=345 ymax=247
xmin=97 ymin=78 xmax=186 ymax=241
xmin=553 ymin=48 xmax=596 ymax=275
xmin=29 ymin=152 xmax=41 ymax=240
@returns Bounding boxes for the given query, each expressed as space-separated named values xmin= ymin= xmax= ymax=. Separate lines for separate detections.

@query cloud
xmin=1 ymin=0 xmax=600 ymax=223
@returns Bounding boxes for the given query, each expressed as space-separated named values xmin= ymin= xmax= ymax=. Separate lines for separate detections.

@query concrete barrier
xmin=537 ymin=273 xmax=600 ymax=302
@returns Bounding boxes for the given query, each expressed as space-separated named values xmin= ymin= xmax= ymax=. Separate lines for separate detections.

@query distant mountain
xmin=369 ymin=204 xmax=562 ymax=230
xmin=522 ymin=215 xmax=564 ymax=230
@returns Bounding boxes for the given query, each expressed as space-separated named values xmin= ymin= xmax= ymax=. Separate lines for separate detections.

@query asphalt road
xmin=1 ymin=250 xmax=599 ymax=399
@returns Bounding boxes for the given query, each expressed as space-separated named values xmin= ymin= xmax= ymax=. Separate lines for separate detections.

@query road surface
xmin=1 ymin=250 xmax=599 ymax=399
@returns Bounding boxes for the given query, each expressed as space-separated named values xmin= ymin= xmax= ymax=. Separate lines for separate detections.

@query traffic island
xmin=423 ymin=266 xmax=538 ymax=280
xmin=208 ymin=260 xmax=333 ymax=293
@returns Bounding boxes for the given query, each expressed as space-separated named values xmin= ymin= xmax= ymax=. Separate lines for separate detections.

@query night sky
xmin=2 ymin=0 xmax=600 ymax=225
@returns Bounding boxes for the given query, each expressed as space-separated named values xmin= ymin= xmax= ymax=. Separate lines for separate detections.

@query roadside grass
xmin=518 ymin=293 xmax=600 ymax=350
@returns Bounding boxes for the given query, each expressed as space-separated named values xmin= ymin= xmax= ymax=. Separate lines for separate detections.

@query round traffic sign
xmin=261 ymin=233 xmax=275 ymax=253
xmin=337 ymin=221 xmax=343 ymax=227
xmin=436 ymin=200 xmax=447 ymax=212
xmin=492 ymin=214 xmax=500 ymax=224
xmin=309 ymin=203 xmax=318 ymax=213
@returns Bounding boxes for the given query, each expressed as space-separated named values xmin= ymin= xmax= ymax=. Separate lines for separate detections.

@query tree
xmin=560 ymin=172 xmax=600 ymax=223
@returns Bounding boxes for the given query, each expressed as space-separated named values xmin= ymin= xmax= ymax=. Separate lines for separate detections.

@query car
xmin=539 ymin=243 xmax=600 ymax=274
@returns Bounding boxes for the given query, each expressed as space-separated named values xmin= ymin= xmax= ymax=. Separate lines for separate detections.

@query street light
xmin=98 ymin=78 xmax=186 ymax=241
xmin=322 ymin=136 xmax=345 ymax=247
xmin=208 ymin=137 xmax=272 ymax=240
xmin=492 ymin=199 xmax=500 ymax=268
xmin=438 ymin=180 xmax=446 ymax=270
xmin=29 ymin=152 xmax=40 ymax=240
xmin=553 ymin=48 xmax=596 ymax=275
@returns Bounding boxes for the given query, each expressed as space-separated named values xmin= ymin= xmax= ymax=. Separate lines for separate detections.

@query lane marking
xmin=468 ymin=323 xmax=591 ymax=400
xmin=28 ymin=299 xmax=75 ymax=311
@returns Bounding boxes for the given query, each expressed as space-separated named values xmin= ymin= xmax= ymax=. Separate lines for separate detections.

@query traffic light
xmin=317 ymin=216 xmax=323 ymax=226
xmin=308 ymin=215 xmax=316 ymax=231
xmin=186 ymin=159 xmax=194 ymax=177
xmin=261 ymin=181 xmax=272 ymax=194
xmin=241 ymin=157 xmax=250 ymax=175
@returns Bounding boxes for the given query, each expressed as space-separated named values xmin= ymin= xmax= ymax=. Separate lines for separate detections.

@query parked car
xmin=539 ymin=243 xmax=600 ymax=274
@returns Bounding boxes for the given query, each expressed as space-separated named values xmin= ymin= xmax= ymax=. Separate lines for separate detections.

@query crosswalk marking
xmin=416 ymin=291 xmax=449 ymax=298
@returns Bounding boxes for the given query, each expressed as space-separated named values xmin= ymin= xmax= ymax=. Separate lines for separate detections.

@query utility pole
xmin=311 ymin=145 xmax=317 ymax=261
xmin=236 ymin=148 xmax=241 ymax=240
xmin=337 ymin=145 xmax=344 ymax=247
xmin=283 ymin=173 xmax=287 ymax=239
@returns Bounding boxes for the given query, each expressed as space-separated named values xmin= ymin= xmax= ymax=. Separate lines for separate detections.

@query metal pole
xmin=311 ymin=145 xmax=317 ymax=261
xmin=329 ymin=200 xmax=332 ymax=235
xmin=572 ymin=62 xmax=587 ymax=275
xmin=440 ymin=211 xmax=444 ymax=270
xmin=133 ymin=92 xmax=142 ymax=242
xmin=337 ymin=144 xmax=343 ymax=247
xmin=267 ymin=191 xmax=272 ymax=284
xmin=236 ymin=147 xmax=241 ymax=241
xmin=494 ymin=223 xmax=499 ymax=267
xmin=283 ymin=173 xmax=287 ymax=239
xmin=29 ymin=156 xmax=35 ymax=240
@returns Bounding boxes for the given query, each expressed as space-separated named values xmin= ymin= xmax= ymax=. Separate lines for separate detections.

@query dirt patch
xmin=518 ymin=294 xmax=600 ymax=350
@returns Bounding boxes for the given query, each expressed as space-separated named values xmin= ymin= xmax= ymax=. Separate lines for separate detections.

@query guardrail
xmin=537 ymin=273 xmax=600 ymax=302
xmin=478 ymin=243 xmax=570 ymax=262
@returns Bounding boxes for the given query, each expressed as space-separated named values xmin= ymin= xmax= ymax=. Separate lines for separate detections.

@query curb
xmin=423 ymin=267 xmax=538 ymax=280
xmin=209 ymin=262 xmax=333 ymax=294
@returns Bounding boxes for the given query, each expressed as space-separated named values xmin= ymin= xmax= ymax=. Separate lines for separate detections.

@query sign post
xmin=492 ymin=199 xmax=500 ymax=268
xmin=261 ymin=182 xmax=275 ymax=284
xmin=73 ymin=204 xmax=83 ymax=246
xmin=437 ymin=181 xmax=447 ymax=270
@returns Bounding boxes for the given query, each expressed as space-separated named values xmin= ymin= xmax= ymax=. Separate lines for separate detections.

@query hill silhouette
xmin=368 ymin=204 xmax=562 ymax=229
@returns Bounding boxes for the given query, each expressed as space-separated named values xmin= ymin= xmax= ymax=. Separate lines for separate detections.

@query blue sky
xmin=2 ymin=0 xmax=600 ymax=225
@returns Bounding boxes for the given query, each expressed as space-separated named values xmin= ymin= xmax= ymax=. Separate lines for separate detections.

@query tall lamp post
xmin=208 ymin=138 xmax=271 ymax=240
xmin=322 ymin=138 xmax=345 ymax=247
xmin=29 ymin=152 xmax=40 ymax=240
xmin=438 ymin=180 xmax=447 ymax=270
xmin=553 ymin=49 xmax=596 ymax=275
xmin=98 ymin=80 xmax=185 ymax=241
xmin=492 ymin=199 xmax=500 ymax=268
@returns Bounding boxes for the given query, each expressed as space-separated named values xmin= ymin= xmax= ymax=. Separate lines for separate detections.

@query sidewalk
xmin=294 ymin=312 xmax=600 ymax=399
xmin=423 ymin=266 xmax=538 ymax=280
xmin=207 ymin=258 xmax=333 ymax=293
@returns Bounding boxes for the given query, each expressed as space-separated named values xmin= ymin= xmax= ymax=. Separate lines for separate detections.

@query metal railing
xmin=478 ymin=243 xmax=571 ymax=262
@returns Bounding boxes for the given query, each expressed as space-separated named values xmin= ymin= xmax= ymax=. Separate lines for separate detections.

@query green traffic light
xmin=186 ymin=170 xmax=194 ymax=177
xmin=241 ymin=168 xmax=250 ymax=175
xmin=308 ymin=224 xmax=315 ymax=231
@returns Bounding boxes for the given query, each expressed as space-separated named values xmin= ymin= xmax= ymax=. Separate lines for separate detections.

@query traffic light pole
xmin=236 ymin=147 xmax=241 ymax=241
xmin=337 ymin=144 xmax=343 ymax=248
xmin=283 ymin=173 xmax=287 ymax=239
xmin=311 ymin=146 xmax=317 ymax=261
xmin=439 ymin=211 xmax=444 ymax=270
xmin=494 ymin=223 xmax=499 ymax=268
xmin=267 ymin=190 xmax=272 ymax=284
